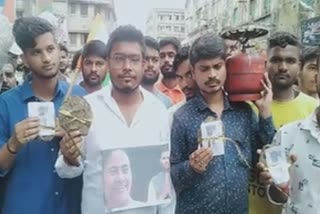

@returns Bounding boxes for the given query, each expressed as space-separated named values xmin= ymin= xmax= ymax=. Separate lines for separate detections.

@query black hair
xmin=59 ymin=43 xmax=68 ymax=54
xmin=12 ymin=17 xmax=55 ymax=52
xmin=301 ymin=46 xmax=320 ymax=68
xmin=82 ymin=40 xmax=107 ymax=60
xmin=268 ymin=31 xmax=301 ymax=50
xmin=106 ymin=25 xmax=145 ymax=57
xmin=144 ymin=36 xmax=159 ymax=52
xmin=189 ymin=33 xmax=226 ymax=66
xmin=103 ymin=149 xmax=130 ymax=166
xmin=173 ymin=46 xmax=190 ymax=72
xmin=159 ymin=37 xmax=181 ymax=52
xmin=71 ymin=49 xmax=82 ymax=70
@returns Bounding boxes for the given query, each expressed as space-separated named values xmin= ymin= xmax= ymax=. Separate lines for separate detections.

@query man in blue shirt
xmin=0 ymin=17 xmax=85 ymax=214
xmin=170 ymin=33 xmax=276 ymax=214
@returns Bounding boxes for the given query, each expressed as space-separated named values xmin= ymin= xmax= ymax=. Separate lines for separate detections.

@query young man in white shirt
xmin=55 ymin=25 xmax=171 ymax=214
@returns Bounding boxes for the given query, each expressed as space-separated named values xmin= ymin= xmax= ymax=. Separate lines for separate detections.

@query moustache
xmin=144 ymin=69 xmax=156 ymax=73
xmin=205 ymin=78 xmax=221 ymax=86
xmin=182 ymin=86 xmax=192 ymax=92
xmin=275 ymin=73 xmax=290 ymax=78
xmin=161 ymin=63 xmax=172 ymax=69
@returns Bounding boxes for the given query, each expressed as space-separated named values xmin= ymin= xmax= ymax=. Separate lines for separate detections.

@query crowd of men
xmin=0 ymin=16 xmax=319 ymax=214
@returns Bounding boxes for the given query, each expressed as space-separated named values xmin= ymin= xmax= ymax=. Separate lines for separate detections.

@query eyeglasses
xmin=110 ymin=54 xmax=143 ymax=69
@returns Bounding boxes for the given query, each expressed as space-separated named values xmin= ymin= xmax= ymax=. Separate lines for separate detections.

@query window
xmin=70 ymin=3 xmax=76 ymax=15
xmin=168 ymin=15 xmax=172 ymax=21
xmin=174 ymin=26 xmax=179 ymax=32
xmin=94 ymin=6 xmax=101 ymax=15
xmin=263 ymin=0 xmax=271 ymax=13
xmin=69 ymin=33 xmax=77 ymax=45
xmin=16 ymin=10 xmax=23 ymax=18
xmin=232 ymin=8 xmax=239 ymax=25
xmin=80 ymin=4 xmax=88 ymax=16
xmin=181 ymin=27 xmax=185 ymax=33
xmin=166 ymin=26 xmax=171 ymax=31
xmin=249 ymin=0 xmax=257 ymax=19
xmin=176 ymin=15 xmax=180 ymax=21
xmin=80 ymin=33 xmax=88 ymax=45
xmin=159 ymin=15 xmax=163 ymax=21
xmin=182 ymin=15 xmax=185 ymax=20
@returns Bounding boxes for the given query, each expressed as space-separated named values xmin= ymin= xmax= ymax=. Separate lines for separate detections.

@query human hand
xmin=59 ymin=130 xmax=83 ymax=166
xmin=253 ymin=73 xmax=273 ymax=119
xmin=189 ymin=148 xmax=213 ymax=174
xmin=10 ymin=117 xmax=40 ymax=152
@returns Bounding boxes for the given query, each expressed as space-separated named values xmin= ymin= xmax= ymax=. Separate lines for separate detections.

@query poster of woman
xmin=102 ymin=144 xmax=174 ymax=213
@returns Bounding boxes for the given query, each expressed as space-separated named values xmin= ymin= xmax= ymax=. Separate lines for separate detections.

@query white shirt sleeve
xmin=54 ymin=152 xmax=84 ymax=178
xmin=54 ymin=138 xmax=86 ymax=178
xmin=147 ymin=178 xmax=157 ymax=202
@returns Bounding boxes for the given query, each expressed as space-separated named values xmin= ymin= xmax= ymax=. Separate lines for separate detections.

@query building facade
xmin=15 ymin=0 xmax=116 ymax=53
xmin=146 ymin=8 xmax=186 ymax=41
xmin=185 ymin=0 xmax=320 ymax=46
xmin=16 ymin=0 xmax=37 ymax=18
xmin=61 ymin=0 xmax=116 ymax=52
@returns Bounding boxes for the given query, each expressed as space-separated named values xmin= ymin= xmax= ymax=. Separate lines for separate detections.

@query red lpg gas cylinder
xmin=225 ymin=53 xmax=265 ymax=102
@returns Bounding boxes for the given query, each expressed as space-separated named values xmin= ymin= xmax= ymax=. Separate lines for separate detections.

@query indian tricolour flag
xmin=86 ymin=13 xmax=109 ymax=44
xmin=87 ymin=14 xmax=111 ymax=86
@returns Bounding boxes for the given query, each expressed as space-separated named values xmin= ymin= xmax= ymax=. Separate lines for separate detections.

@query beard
xmin=59 ymin=66 xmax=68 ymax=74
xmin=161 ymin=70 xmax=176 ymax=79
xmin=34 ymin=70 xmax=59 ymax=80
xmin=273 ymin=79 xmax=296 ymax=90
xmin=142 ymin=72 xmax=159 ymax=85
xmin=111 ymin=79 xmax=140 ymax=94
xmin=161 ymin=63 xmax=176 ymax=79
xmin=0 ymin=82 xmax=10 ymax=94
xmin=83 ymin=76 xmax=101 ymax=87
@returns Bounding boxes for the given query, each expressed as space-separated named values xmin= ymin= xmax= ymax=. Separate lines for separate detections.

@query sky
xmin=114 ymin=0 xmax=185 ymax=33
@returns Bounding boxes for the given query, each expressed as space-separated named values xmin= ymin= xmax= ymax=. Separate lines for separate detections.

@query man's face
xmin=59 ymin=50 xmax=69 ymax=73
xmin=267 ymin=45 xmax=301 ymax=90
xmin=300 ymin=59 xmax=318 ymax=94
xmin=192 ymin=57 xmax=226 ymax=95
xmin=0 ymin=64 xmax=17 ymax=92
xmin=142 ymin=46 xmax=160 ymax=85
xmin=22 ymin=32 xmax=60 ymax=79
xmin=225 ymin=39 xmax=241 ymax=60
xmin=8 ymin=53 xmax=18 ymax=68
xmin=108 ymin=42 xmax=145 ymax=94
xmin=160 ymin=151 xmax=170 ymax=171
xmin=82 ymin=55 xmax=107 ymax=88
xmin=104 ymin=150 xmax=132 ymax=209
xmin=160 ymin=44 xmax=177 ymax=78
xmin=176 ymin=59 xmax=198 ymax=100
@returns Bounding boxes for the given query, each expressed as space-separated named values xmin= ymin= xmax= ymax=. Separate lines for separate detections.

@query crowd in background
xmin=0 ymin=15 xmax=320 ymax=214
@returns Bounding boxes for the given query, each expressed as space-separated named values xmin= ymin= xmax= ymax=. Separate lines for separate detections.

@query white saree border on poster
xmin=101 ymin=143 xmax=172 ymax=213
